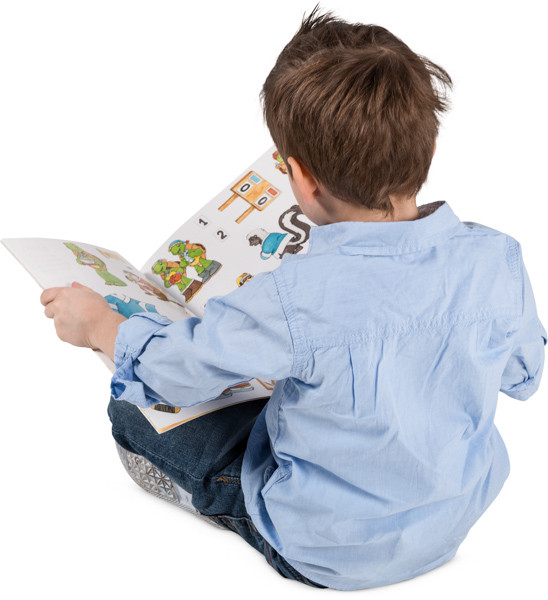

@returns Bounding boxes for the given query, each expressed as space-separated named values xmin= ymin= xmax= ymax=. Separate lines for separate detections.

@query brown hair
xmin=261 ymin=6 xmax=452 ymax=216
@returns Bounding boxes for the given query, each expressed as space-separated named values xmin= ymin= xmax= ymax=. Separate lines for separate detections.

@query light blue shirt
xmin=111 ymin=201 xmax=546 ymax=590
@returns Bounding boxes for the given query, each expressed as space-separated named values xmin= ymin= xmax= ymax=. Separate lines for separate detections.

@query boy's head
xmin=261 ymin=6 xmax=452 ymax=218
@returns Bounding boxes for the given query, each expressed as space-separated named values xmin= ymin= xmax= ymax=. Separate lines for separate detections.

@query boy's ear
xmin=287 ymin=157 xmax=319 ymax=207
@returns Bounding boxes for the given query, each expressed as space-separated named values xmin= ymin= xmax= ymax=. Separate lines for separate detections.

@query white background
xmin=1 ymin=1 xmax=546 ymax=598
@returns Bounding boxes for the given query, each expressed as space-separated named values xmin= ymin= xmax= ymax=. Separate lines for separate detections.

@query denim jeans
xmin=107 ymin=397 xmax=325 ymax=588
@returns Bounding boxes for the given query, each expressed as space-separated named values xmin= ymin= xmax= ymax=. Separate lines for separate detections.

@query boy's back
xmin=239 ymin=200 xmax=546 ymax=588
xmin=39 ymin=7 xmax=546 ymax=592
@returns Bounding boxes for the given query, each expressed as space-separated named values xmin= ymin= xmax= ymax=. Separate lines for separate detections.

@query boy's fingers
xmin=43 ymin=303 xmax=55 ymax=319
xmin=41 ymin=283 xmax=89 ymax=307
xmin=40 ymin=287 xmax=61 ymax=306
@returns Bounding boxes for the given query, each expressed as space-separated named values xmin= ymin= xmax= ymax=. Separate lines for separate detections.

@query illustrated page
xmin=141 ymin=147 xmax=314 ymax=316
xmin=2 ymin=232 xmax=277 ymax=433
xmin=2 ymin=148 xmax=312 ymax=433
xmin=2 ymin=238 xmax=189 ymax=323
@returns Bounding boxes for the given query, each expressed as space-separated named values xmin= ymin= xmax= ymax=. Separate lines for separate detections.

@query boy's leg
xmin=107 ymin=397 xmax=325 ymax=588
xmin=114 ymin=441 xmax=218 ymax=526
xmin=107 ymin=396 xmax=267 ymax=517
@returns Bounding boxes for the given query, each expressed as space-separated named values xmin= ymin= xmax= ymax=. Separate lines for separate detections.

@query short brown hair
xmin=261 ymin=6 xmax=452 ymax=215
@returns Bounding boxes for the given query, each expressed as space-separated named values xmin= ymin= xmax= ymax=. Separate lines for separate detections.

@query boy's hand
xmin=40 ymin=282 xmax=126 ymax=360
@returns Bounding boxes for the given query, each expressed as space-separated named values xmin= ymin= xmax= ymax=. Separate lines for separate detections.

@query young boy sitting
xmin=40 ymin=7 xmax=546 ymax=591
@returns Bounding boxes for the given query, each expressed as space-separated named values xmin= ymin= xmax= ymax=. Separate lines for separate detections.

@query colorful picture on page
xmin=151 ymin=239 xmax=222 ymax=303
xmin=64 ymin=242 xmax=127 ymax=286
xmin=246 ymin=204 xmax=311 ymax=260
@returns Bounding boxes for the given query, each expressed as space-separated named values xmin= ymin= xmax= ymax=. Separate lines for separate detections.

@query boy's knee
xmin=107 ymin=395 xmax=125 ymax=426
xmin=107 ymin=396 xmax=147 ymax=449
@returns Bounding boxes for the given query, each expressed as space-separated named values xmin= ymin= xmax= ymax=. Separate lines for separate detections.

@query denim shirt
xmin=111 ymin=201 xmax=546 ymax=590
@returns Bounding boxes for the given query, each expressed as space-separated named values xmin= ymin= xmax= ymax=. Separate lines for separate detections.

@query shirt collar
xmin=306 ymin=201 xmax=463 ymax=256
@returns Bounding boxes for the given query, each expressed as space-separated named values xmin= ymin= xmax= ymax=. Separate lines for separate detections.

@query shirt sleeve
xmin=110 ymin=271 xmax=294 ymax=408
xmin=500 ymin=247 xmax=546 ymax=401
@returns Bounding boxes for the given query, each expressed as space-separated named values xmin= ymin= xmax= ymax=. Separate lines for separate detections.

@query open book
xmin=3 ymin=147 xmax=313 ymax=433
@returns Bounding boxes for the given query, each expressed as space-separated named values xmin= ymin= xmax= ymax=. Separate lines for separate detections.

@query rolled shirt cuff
xmin=110 ymin=312 xmax=173 ymax=407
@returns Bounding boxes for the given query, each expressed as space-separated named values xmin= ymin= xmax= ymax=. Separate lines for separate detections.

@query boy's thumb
xmin=71 ymin=281 xmax=88 ymax=290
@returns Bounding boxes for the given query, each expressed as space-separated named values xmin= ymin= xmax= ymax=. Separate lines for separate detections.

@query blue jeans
xmin=107 ymin=397 xmax=325 ymax=588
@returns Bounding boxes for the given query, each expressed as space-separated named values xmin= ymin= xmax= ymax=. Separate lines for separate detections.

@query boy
xmin=40 ymin=7 xmax=546 ymax=591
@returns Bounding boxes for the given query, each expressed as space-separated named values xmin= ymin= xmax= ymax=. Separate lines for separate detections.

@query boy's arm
xmin=500 ymin=250 xmax=546 ymax=400
xmin=110 ymin=271 xmax=294 ymax=408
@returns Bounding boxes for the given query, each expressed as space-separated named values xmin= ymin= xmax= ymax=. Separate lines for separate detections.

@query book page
xmin=139 ymin=378 xmax=275 ymax=434
xmin=2 ymin=237 xmax=278 ymax=433
xmin=141 ymin=146 xmax=314 ymax=317
xmin=2 ymin=237 xmax=195 ymax=432
xmin=2 ymin=238 xmax=189 ymax=323
xmin=2 ymin=148 xmax=315 ymax=434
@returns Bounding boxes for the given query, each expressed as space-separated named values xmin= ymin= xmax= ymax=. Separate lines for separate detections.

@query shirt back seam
xmin=305 ymin=308 xmax=520 ymax=350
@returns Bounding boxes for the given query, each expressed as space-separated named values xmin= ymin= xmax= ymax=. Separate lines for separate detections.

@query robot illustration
xmin=104 ymin=294 xmax=159 ymax=319
xmin=64 ymin=243 xmax=126 ymax=286
xmin=246 ymin=205 xmax=311 ymax=260
xmin=123 ymin=269 xmax=170 ymax=302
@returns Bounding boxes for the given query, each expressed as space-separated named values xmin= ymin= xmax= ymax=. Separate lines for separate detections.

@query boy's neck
xmin=286 ymin=156 xmax=420 ymax=225
xmin=317 ymin=192 xmax=420 ymax=225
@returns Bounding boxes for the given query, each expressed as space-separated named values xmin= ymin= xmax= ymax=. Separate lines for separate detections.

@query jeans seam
xmin=264 ymin=542 xmax=275 ymax=567
xmin=218 ymin=516 xmax=239 ymax=533
xmin=216 ymin=475 xmax=241 ymax=485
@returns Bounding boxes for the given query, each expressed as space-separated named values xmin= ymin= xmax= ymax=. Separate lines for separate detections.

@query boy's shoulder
xmin=459 ymin=219 xmax=521 ymax=263
xmin=459 ymin=219 xmax=521 ymax=248
xmin=460 ymin=219 xmax=511 ymax=237
xmin=272 ymin=212 xmax=522 ymax=270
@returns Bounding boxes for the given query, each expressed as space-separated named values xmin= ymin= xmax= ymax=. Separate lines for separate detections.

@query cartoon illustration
xmin=97 ymin=248 xmax=125 ymax=262
xmin=64 ymin=243 xmax=126 ymax=286
xmin=273 ymin=150 xmax=288 ymax=175
xmin=151 ymin=240 xmax=222 ymax=303
xmin=257 ymin=379 xmax=276 ymax=391
xmin=237 ymin=273 xmax=253 ymax=287
xmin=152 ymin=404 xmax=181 ymax=414
xmin=168 ymin=240 xmax=221 ymax=284
xmin=123 ymin=269 xmax=170 ymax=302
xmin=152 ymin=259 xmax=202 ymax=302
xmin=218 ymin=171 xmax=281 ymax=223
xmin=219 ymin=382 xmax=255 ymax=399
xmin=247 ymin=229 xmax=284 ymax=260
xmin=246 ymin=205 xmax=311 ymax=260
xmin=104 ymin=294 xmax=159 ymax=318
